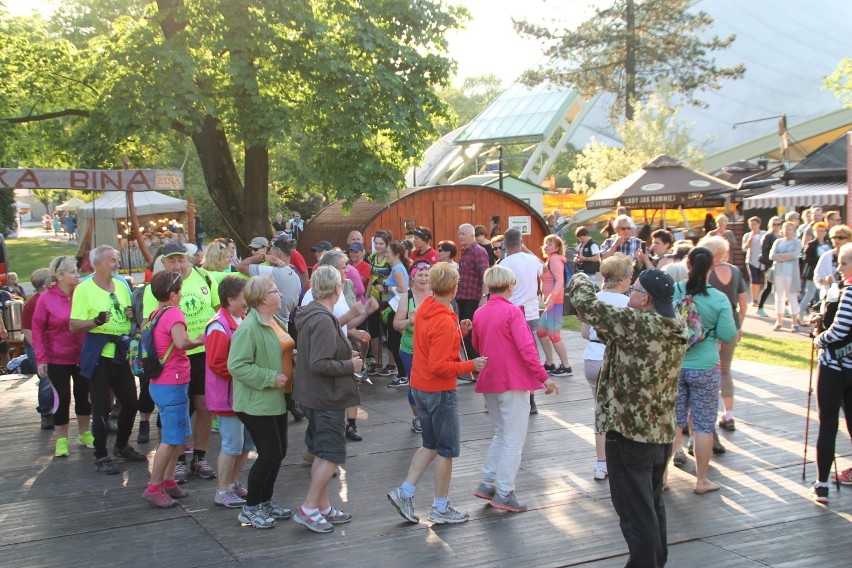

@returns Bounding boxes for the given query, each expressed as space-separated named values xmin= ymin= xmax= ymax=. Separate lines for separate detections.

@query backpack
xmin=674 ymin=282 xmax=715 ymax=349
xmin=548 ymin=256 xmax=576 ymax=315
xmin=130 ymin=283 xmax=148 ymax=334
xmin=128 ymin=306 xmax=174 ymax=380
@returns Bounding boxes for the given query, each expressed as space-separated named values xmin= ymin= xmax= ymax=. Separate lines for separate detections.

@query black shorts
xmin=366 ymin=308 xmax=382 ymax=338
xmin=188 ymin=352 xmax=206 ymax=397
xmin=748 ymin=265 xmax=763 ymax=285
xmin=302 ymin=407 xmax=346 ymax=464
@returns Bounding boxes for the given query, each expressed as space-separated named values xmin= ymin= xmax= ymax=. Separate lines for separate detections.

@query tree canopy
xmin=515 ymin=0 xmax=744 ymax=120
xmin=825 ymin=57 xmax=852 ymax=109
xmin=1 ymin=0 xmax=464 ymax=248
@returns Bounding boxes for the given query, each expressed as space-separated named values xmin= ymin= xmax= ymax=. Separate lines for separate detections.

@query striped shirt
xmin=815 ymin=285 xmax=852 ymax=371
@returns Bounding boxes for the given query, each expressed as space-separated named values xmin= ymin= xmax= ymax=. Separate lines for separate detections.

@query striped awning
xmin=742 ymin=182 xmax=848 ymax=209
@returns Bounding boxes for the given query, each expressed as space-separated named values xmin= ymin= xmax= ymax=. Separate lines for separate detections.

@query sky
xmin=3 ymin=0 xmax=596 ymax=86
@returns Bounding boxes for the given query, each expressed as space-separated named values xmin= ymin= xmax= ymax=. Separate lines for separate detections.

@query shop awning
xmin=742 ymin=182 xmax=847 ymax=209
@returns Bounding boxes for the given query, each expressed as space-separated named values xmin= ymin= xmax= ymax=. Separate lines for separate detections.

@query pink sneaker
xmin=831 ymin=467 xmax=852 ymax=486
xmin=230 ymin=481 xmax=248 ymax=497
xmin=164 ymin=481 xmax=190 ymax=499
xmin=142 ymin=486 xmax=177 ymax=508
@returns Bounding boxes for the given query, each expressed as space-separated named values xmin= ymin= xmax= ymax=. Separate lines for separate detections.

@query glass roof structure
xmin=453 ymin=83 xmax=578 ymax=145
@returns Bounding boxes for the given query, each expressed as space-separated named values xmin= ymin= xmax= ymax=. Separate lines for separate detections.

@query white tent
xmin=55 ymin=196 xmax=86 ymax=211
xmin=76 ymin=190 xmax=187 ymax=249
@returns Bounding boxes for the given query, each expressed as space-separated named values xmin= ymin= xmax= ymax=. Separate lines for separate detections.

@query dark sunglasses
xmin=108 ymin=292 xmax=122 ymax=313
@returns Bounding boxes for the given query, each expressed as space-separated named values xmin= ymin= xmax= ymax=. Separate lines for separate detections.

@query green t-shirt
xmin=209 ymin=270 xmax=248 ymax=288
xmin=70 ymin=277 xmax=133 ymax=358
xmin=400 ymin=294 xmax=416 ymax=354
xmin=143 ymin=268 xmax=220 ymax=355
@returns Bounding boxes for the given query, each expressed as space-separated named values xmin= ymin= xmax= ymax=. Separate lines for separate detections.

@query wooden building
xmin=297 ymin=184 xmax=548 ymax=258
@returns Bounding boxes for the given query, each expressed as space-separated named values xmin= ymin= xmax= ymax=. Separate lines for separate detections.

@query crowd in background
xmin=5 ymin=203 xmax=851 ymax=560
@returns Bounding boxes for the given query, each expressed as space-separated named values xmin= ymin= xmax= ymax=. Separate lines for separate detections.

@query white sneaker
xmin=593 ymin=465 xmax=608 ymax=480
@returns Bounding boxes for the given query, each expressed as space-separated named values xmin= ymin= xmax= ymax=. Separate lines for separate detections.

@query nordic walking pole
xmin=802 ymin=340 xmax=816 ymax=480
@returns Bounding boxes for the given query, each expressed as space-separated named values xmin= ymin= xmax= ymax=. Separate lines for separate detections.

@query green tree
xmin=1 ymin=0 xmax=463 ymax=250
xmin=569 ymin=90 xmax=708 ymax=194
xmin=515 ymin=0 xmax=744 ymax=120
xmin=825 ymin=58 xmax=852 ymax=108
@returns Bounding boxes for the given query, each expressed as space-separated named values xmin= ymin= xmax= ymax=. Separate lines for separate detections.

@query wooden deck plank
xmin=0 ymin=517 xmax=234 ymax=568
xmin=1 ymin=354 xmax=850 ymax=567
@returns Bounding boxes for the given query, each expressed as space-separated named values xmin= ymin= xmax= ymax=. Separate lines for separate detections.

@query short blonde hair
xmin=483 ymin=265 xmax=516 ymax=293
xmin=49 ymin=256 xmax=78 ymax=280
xmin=783 ymin=220 xmax=797 ymax=233
xmin=830 ymin=224 xmax=852 ymax=241
xmin=311 ymin=265 xmax=341 ymax=300
xmin=839 ymin=243 xmax=852 ymax=264
xmin=244 ymin=275 xmax=274 ymax=309
xmin=715 ymin=214 xmax=729 ymax=226
xmin=30 ymin=268 xmax=52 ymax=290
xmin=600 ymin=252 xmax=633 ymax=285
xmin=697 ymin=235 xmax=729 ymax=262
xmin=429 ymin=262 xmax=459 ymax=295
xmin=202 ymin=241 xmax=231 ymax=272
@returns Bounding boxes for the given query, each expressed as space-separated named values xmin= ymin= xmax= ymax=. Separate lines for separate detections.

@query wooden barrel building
xmin=297 ymin=185 xmax=548 ymax=260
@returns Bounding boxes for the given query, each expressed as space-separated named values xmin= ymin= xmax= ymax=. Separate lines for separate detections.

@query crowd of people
xmin=10 ymin=204 xmax=852 ymax=566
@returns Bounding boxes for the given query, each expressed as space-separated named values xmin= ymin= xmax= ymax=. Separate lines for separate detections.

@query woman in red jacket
xmin=205 ymin=276 xmax=251 ymax=509
xmin=387 ymin=263 xmax=487 ymax=525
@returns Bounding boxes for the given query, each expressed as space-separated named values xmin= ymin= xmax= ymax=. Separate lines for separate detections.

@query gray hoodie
xmin=293 ymin=301 xmax=359 ymax=410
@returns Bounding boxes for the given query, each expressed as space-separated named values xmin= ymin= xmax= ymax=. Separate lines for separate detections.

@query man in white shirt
xmin=236 ymin=240 xmax=302 ymax=326
xmin=498 ymin=228 xmax=545 ymax=413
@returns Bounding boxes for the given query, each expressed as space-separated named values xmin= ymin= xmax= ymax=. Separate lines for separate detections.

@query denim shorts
xmin=217 ymin=414 xmax=256 ymax=455
xmin=412 ymin=388 xmax=460 ymax=458
xmin=150 ymin=382 xmax=192 ymax=446
xmin=303 ymin=407 xmax=347 ymax=464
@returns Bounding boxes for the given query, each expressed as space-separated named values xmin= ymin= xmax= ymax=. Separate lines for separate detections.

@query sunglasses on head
xmin=167 ymin=272 xmax=182 ymax=294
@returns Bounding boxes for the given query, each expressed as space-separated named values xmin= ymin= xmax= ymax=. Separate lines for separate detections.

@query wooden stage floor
xmin=1 ymin=347 xmax=850 ymax=567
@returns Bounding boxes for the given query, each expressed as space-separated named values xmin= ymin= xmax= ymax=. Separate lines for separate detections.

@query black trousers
xmin=456 ymin=299 xmax=480 ymax=359
xmin=385 ymin=325 xmax=407 ymax=376
xmin=606 ymin=431 xmax=671 ymax=568
xmin=816 ymin=365 xmax=852 ymax=482
xmin=88 ymin=358 xmax=138 ymax=458
xmin=48 ymin=363 xmax=91 ymax=426
xmin=237 ymin=412 xmax=288 ymax=506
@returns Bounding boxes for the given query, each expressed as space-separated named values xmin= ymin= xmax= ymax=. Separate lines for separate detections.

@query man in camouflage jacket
xmin=569 ymin=269 xmax=689 ymax=568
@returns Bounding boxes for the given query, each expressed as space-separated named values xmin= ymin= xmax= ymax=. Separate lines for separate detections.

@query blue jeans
xmin=606 ymin=431 xmax=671 ymax=568
xmin=412 ymin=388 xmax=460 ymax=458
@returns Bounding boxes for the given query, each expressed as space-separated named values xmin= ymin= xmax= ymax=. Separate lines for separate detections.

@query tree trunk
xmin=244 ymin=144 xmax=270 ymax=246
xmin=190 ymin=115 xmax=247 ymax=248
xmin=624 ymin=0 xmax=636 ymax=120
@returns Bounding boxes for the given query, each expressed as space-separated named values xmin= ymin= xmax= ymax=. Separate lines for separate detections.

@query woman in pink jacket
xmin=32 ymin=256 xmax=91 ymax=458
xmin=472 ymin=265 xmax=559 ymax=513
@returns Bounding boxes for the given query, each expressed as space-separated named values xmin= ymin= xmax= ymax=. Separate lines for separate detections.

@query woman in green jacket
xmin=227 ymin=276 xmax=294 ymax=529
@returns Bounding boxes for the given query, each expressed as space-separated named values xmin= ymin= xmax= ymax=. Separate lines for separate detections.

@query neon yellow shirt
xmin=70 ymin=277 xmax=132 ymax=358
xmin=143 ymin=268 xmax=219 ymax=355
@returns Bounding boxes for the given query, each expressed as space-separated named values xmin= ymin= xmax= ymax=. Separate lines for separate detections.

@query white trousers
xmin=481 ymin=391 xmax=532 ymax=494
xmin=773 ymin=274 xmax=800 ymax=316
